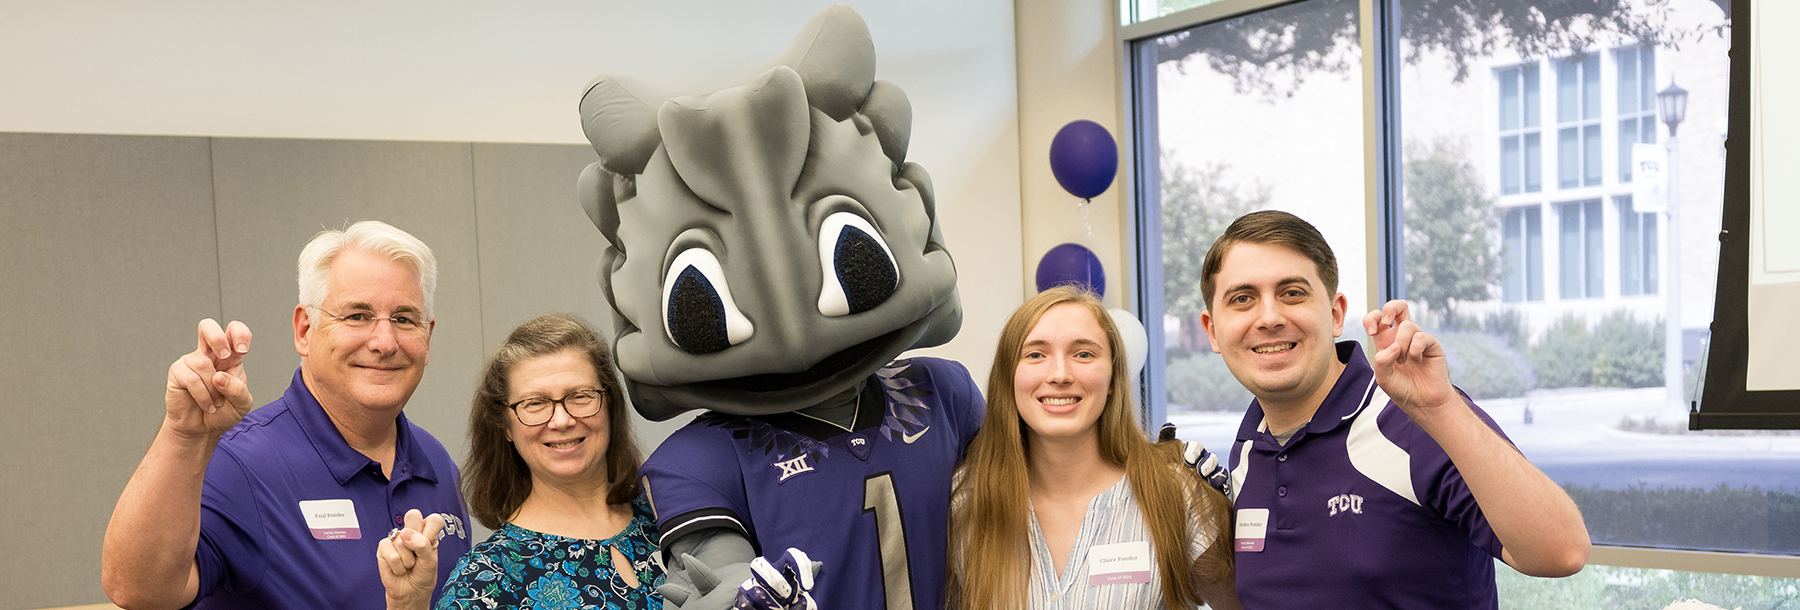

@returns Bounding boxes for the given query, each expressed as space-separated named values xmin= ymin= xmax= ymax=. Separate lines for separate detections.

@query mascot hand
xmin=733 ymin=548 xmax=821 ymax=610
xmin=661 ymin=553 xmax=743 ymax=610
xmin=1159 ymin=423 xmax=1231 ymax=498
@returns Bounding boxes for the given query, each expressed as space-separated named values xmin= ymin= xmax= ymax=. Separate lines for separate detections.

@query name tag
xmin=1236 ymin=508 xmax=1269 ymax=552
xmin=1087 ymin=541 xmax=1151 ymax=585
xmin=298 ymin=499 xmax=361 ymax=540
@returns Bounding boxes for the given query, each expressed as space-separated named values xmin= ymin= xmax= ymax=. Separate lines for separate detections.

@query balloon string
xmin=1081 ymin=200 xmax=1092 ymax=235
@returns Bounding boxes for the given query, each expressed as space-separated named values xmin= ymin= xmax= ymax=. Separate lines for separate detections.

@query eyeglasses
xmin=310 ymin=306 xmax=429 ymax=335
xmin=507 ymin=389 xmax=605 ymax=426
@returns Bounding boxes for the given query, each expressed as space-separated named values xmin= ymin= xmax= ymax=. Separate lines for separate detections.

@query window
xmin=1501 ymin=206 xmax=1543 ymax=302
xmin=1618 ymin=196 xmax=1659 ymax=296
xmin=1617 ymin=45 xmax=1659 ymax=182
xmin=1133 ymin=0 xmax=1765 ymax=599
xmin=1498 ymin=64 xmax=1543 ymax=195
xmin=1558 ymin=199 xmax=1604 ymax=299
xmin=1557 ymin=54 xmax=1603 ymax=189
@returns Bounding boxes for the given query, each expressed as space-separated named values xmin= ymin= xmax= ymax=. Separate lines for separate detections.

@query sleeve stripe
xmin=659 ymin=508 xmax=750 ymax=547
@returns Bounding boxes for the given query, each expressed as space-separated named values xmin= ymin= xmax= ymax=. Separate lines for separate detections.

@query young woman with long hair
xmin=949 ymin=286 xmax=1239 ymax=609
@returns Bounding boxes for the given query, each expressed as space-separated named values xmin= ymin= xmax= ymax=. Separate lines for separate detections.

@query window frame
xmin=1116 ymin=0 xmax=1800 ymax=580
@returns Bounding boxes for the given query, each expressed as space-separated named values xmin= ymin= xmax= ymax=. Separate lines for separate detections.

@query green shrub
xmin=1165 ymin=352 xmax=1254 ymax=412
xmin=1531 ymin=313 xmax=1594 ymax=389
xmin=1481 ymin=308 xmax=1529 ymax=353
xmin=1591 ymin=310 xmax=1664 ymax=388
xmin=1563 ymin=482 xmax=1800 ymax=553
xmin=1438 ymin=332 xmax=1535 ymax=399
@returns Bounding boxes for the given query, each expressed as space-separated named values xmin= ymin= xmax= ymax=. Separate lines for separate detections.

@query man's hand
xmin=1159 ymin=424 xmax=1230 ymax=498
xmin=377 ymin=509 xmax=444 ymax=610
xmin=1362 ymin=301 xmax=1458 ymax=420
xmin=164 ymin=319 xmax=254 ymax=440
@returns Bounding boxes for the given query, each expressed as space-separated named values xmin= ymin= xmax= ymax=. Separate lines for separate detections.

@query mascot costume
xmin=575 ymin=5 xmax=982 ymax=609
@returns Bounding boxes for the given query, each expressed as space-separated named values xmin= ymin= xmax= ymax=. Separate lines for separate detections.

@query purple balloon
xmin=1036 ymin=243 xmax=1106 ymax=297
xmin=1048 ymin=120 xmax=1118 ymax=200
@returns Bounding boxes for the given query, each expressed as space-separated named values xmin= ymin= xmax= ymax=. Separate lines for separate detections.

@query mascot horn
xmin=577 ymin=5 xmax=984 ymax=610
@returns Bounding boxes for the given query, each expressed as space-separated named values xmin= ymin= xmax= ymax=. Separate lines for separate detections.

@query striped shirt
xmin=1026 ymin=475 xmax=1215 ymax=609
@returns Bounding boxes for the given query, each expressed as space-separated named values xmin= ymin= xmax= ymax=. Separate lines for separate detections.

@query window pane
xmin=1620 ymin=118 xmax=1638 ymax=182
xmin=1584 ymin=123 xmax=1602 ymax=186
xmin=1501 ymin=135 xmax=1521 ymax=195
xmin=1524 ymin=132 xmax=1542 ymax=193
xmin=1523 ymin=64 xmax=1540 ymax=128
xmin=1621 ymin=198 xmax=1642 ymax=295
xmin=1504 ymin=210 xmax=1523 ymax=303
xmin=1558 ymin=59 xmax=1579 ymax=123
xmin=1618 ymin=48 xmax=1639 ymax=113
xmin=1585 ymin=199 xmax=1604 ymax=297
xmin=1644 ymin=212 xmax=1659 ymax=294
xmin=1526 ymin=207 xmax=1543 ymax=301
xmin=1643 ymin=116 xmax=1658 ymax=145
xmin=1641 ymin=47 xmax=1657 ymax=112
xmin=1559 ymin=127 xmax=1579 ymax=189
xmin=1582 ymin=54 xmax=1601 ymax=120
xmin=1560 ymin=202 xmax=1582 ymax=298
xmin=1140 ymin=0 xmax=1363 ymax=457
xmin=1500 ymin=69 xmax=1520 ymax=130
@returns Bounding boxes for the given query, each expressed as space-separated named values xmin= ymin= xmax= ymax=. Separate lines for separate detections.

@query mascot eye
xmin=817 ymin=212 xmax=899 ymax=317
xmin=662 ymin=248 xmax=754 ymax=354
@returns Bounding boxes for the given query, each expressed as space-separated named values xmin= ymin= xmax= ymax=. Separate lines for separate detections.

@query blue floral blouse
xmin=435 ymin=496 xmax=664 ymax=610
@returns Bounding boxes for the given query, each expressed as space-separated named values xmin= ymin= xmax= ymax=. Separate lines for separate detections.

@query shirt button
xmin=1278 ymin=486 xmax=1288 ymax=497
xmin=1278 ymin=454 xmax=1288 ymax=462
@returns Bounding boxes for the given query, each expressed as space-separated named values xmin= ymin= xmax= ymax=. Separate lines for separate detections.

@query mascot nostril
xmin=576 ymin=5 xmax=984 ymax=610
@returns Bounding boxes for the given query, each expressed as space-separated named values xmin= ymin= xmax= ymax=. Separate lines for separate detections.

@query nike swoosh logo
xmin=902 ymin=426 xmax=930 ymax=444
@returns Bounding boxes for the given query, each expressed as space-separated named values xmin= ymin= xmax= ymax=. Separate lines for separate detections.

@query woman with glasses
xmin=379 ymin=313 xmax=662 ymax=610
xmin=948 ymin=287 xmax=1239 ymax=610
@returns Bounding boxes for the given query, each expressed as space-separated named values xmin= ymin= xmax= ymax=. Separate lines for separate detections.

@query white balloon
xmin=1107 ymin=308 xmax=1148 ymax=377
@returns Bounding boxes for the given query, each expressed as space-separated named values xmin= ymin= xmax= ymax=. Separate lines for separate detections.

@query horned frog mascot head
xmin=577 ymin=4 xmax=962 ymax=422
xmin=576 ymin=5 xmax=984 ymax=610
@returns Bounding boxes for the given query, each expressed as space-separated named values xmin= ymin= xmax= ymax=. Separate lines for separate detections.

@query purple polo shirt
xmin=188 ymin=368 xmax=472 ymax=610
xmin=1229 ymin=342 xmax=1507 ymax=609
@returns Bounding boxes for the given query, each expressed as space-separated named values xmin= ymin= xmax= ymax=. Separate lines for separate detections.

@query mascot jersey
xmin=641 ymin=357 xmax=983 ymax=610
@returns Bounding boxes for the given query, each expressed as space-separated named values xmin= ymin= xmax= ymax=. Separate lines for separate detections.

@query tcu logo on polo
xmin=774 ymin=455 xmax=815 ymax=482
xmin=1328 ymin=493 xmax=1364 ymax=516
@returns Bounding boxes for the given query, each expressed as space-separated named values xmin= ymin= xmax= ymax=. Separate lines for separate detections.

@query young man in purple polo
xmin=102 ymin=221 xmax=472 ymax=610
xmin=1198 ymin=210 xmax=1589 ymax=608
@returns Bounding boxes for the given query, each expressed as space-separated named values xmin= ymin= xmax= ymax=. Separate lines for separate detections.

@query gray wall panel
xmin=468 ymin=143 xmax=691 ymax=466
xmin=209 ymin=137 xmax=485 ymax=473
xmin=0 ymin=133 xmax=219 ymax=609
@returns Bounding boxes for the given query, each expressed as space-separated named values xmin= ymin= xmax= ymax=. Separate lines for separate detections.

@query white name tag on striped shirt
xmin=1088 ymin=541 xmax=1151 ymax=585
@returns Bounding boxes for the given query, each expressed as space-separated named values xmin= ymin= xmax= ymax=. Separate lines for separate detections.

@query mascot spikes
xmin=578 ymin=5 xmax=962 ymax=422
xmin=577 ymin=5 xmax=984 ymax=610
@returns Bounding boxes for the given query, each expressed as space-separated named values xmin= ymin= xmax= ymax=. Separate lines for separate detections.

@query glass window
xmin=1618 ymin=196 xmax=1659 ymax=296
xmin=1502 ymin=206 xmax=1544 ymax=303
xmin=1557 ymin=199 xmax=1604 ymax=299
xmin=1557 ymin=54 xmax=1603 ymax=189
xmin=1134 ymin=0 xmax=1364 ymax=457
xmin=1498 ymin=64 xmax=1542 ymax=195
xmin=1618 ymin=45 xmax=1659 ymax=183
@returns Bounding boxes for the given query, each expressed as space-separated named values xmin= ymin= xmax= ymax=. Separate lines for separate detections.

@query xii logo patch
xmin=773 ymin=454 xmax=815 ymax=482
xmin=1328 ymin=493 xmax=1364 ymax=516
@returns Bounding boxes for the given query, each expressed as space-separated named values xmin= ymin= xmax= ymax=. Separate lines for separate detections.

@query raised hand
xmin=377 ymin=509 xmax=445 ymax=610
xmin=1159 ymin=424 xmax=1230 ymax=498
xmin=163 ymin=318 xmax=254 ymax=440
xmin=1362 ymin=300 xmax=1457 ymax=419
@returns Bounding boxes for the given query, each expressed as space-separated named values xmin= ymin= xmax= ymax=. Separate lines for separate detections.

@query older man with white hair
xmin=102 ymin=221 xmax=472 ymax=610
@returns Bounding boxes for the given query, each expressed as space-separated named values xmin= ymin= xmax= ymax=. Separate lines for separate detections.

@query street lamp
xmin=1659 ymin=81 xmax=1688 ymax=420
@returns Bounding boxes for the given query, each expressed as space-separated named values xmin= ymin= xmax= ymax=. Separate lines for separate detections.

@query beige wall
xmin=0 ymin=2 xmax=1021 ymax=608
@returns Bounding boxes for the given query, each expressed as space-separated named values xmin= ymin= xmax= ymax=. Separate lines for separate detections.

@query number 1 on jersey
xmin=863 ymin=472 xmax=914 ymax=610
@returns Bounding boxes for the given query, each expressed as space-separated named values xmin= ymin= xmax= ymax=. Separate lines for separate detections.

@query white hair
xmin=297 ymin=220 xmax=438 ymax=319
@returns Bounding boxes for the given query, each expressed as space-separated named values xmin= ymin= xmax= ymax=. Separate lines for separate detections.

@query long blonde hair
xmin=949 ymin=286 xmax=1232 ymax=609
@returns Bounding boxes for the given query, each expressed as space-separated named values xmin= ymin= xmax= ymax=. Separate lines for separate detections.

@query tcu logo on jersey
xmin=773 ymin=455 xmax=816 ymax=482
xmin=1327 ymin=493 xmax=1364 ymax=516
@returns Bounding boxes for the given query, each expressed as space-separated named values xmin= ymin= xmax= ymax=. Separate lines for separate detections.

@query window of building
xmin=1557 ymin=54 xmax=1603 ymax=189
xmin=1499 ymin=64 xmax=1543 ymax=195
xmin=1618 ymin=196 xmax=1659 ymax=296
xmin=1502 ymin=206 xmax=1544 ymax=302
xmin=1558 ymin=199 xmax=1605 ymax=299
xmin=1617 ymin=45 xmax=1659 ymax=183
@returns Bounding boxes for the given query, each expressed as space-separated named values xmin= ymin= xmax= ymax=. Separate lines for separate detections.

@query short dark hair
xmin=462 ymin=313 xmax=642 ymax=529
xmin=1200 ymin=210 xmax=1339 ymax=309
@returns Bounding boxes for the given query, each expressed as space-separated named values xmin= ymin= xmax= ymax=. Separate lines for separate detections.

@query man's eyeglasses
xmin=310 ymin=306 xmax=429 ymax=334
xmin=507 ymin=389 xmax=605 ymax=426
